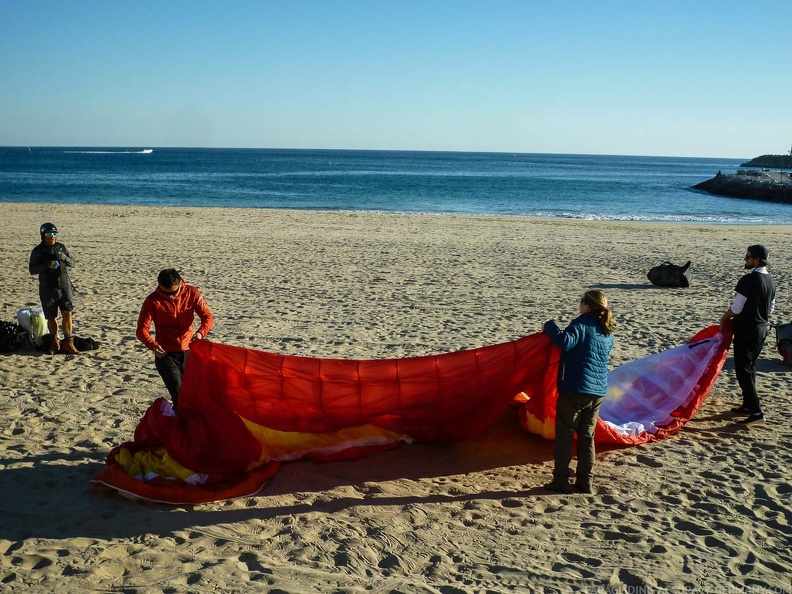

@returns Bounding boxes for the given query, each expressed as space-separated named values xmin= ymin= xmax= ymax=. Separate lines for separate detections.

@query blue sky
xmin=1 ymin=0 xmax=790 ymax=158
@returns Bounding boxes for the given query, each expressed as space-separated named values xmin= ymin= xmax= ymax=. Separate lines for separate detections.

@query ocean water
xmin=1 ymin=147 xmax=791 ymax=224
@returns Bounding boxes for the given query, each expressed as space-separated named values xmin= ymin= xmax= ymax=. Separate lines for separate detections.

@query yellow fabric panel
xmin=114 ymin=446 xmax=199 ymax=482
xmin=523 ymin=411 xmax=555 ymax=440
xmin=239 ymin=417 xmax=409 ymax=464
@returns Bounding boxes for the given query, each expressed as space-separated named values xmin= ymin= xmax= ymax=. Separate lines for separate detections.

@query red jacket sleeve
xmin=194 ymin=292 xmax=214 ymax=339
xmin=136 ymin=296 xmax=157 ymax=350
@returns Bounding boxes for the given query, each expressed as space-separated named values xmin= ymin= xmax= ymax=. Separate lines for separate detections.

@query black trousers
xmin=733 ymin=326 xmax=769 ymax=414
xmin=552 ymin=392 xmax=604 ymax=486
xmin=154 ymin=351 xmax=187 ymax=407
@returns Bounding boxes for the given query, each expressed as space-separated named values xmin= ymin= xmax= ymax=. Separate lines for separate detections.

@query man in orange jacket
xmin=136 ymin=268 xmax=214 ymax=409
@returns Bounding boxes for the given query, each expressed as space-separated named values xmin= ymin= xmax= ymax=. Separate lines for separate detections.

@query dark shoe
xmin=48 ymin=336 xmax=61 ymax=355
xmin=60 ymin=336 xmax=79 ymax=354
xmin=730 ymin=406 xmax=750 ymax=414
xmin=543 ymin=481 xmax=572 ymax=494
xmin=574 ymin=482 xmax=593 ymax=494
xmin=737 ymin=412 xmax=764 ymax=426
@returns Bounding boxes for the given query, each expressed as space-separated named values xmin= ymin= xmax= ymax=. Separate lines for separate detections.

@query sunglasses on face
xmin=44 ymin=232 xmax=58 ymax=238
xmin=160 ymin=287 xmax=180 ymax=296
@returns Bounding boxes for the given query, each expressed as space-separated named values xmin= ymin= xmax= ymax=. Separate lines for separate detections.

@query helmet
xmin=39 ymin=222 xmax=58 ymax=235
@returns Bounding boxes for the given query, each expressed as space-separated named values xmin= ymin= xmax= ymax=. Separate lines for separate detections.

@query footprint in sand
xmin=703 ymin=535 xmax=738 ymax=556
xmin=11 ymin=554 xmax=52 ymax=571
xmin=673 ymin=519 xmax=714 ymax=536
xmin=635 ymin=454 xmax=663 ymax=468
xmin=238 ymin=551 xmax=272 ymax=574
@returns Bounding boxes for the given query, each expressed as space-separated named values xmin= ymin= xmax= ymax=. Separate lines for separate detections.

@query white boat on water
xmin=141 ymin=148 xmax=153 ymax=154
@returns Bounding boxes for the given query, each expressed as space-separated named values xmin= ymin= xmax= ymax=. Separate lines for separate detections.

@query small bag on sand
xmin=647 ymin=261 xmax=692 ymax=288
xmin=776 ymin=322 xmax=792 ymax=367
xmin=16 ymin=306 xmax=47 ymax=347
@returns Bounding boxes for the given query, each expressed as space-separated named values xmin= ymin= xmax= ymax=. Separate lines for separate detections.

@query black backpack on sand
xmin=647 ymin=261 xmax=692 ymax=288
xmin=0 ymin=321 xmax=27 ymax=352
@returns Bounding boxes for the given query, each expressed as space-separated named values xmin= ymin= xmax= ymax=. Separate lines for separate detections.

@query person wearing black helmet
xmin=720 ymin=244 xmax=776 ymax=425
xmin=28 ymin=223 xmax=79 ymax=354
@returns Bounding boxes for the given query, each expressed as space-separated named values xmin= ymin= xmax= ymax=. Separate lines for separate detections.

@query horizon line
xmin=0 ymin=145 xmax=754 ymax=161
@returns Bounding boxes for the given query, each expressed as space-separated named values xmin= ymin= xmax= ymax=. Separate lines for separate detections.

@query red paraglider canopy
xmin=93 ymin=325 xmax=730 ymax=504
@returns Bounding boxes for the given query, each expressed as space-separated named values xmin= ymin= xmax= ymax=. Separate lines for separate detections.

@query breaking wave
xmin=62 ymin=149 xmax=152 ymax=154
xmin=535 ymin=211 xmax=774 ymax=225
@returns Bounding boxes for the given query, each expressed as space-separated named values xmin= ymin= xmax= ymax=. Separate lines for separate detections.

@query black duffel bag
xmin=647 ymin=260 xmax=692 ymax=288
xmin=0 ymin=320 xmax=26 ymax=352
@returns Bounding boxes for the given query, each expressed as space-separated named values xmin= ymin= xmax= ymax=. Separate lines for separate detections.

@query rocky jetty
xmin=693 ymin=170 xmax=792 ymax=204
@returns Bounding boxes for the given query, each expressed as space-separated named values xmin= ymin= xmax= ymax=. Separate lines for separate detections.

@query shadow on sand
xmin=0 ymin=409 xmax=565 ymax=541
xmin=592 ymin=283 xmax=663 ymax=290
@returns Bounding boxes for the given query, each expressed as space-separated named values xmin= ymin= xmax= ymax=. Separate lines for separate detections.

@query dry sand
xmin=0 ymin=203 xmax=790 ymax=593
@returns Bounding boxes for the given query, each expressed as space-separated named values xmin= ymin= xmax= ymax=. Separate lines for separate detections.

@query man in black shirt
xmin=28 ymin=223 xmax=79 ymax=354
xmin=720 ymin=244 xmax=776 ymax=425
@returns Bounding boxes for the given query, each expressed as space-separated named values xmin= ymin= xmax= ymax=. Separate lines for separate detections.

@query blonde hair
xmin=582 ymin=289 xmax=613 ymax=335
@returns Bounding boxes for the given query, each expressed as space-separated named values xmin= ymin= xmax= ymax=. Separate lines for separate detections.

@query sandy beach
xmin=1 ymin=203 xmax=790 ymax=592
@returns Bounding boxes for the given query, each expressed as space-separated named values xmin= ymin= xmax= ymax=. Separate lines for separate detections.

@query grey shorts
xmin=40 ymin=286 xmax=74 ymax=319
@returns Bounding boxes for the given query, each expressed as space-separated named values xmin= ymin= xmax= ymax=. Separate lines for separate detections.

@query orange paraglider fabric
xmin=93 ymin=326 xmax=731 ymax=504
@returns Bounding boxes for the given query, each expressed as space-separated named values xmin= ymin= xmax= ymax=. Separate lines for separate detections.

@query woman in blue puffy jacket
xmin=542 ymin=289 xmax=614 ymax=494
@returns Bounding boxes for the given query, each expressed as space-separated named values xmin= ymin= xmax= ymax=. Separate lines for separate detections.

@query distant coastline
xmin=740 ymin=154 xmax=792 ymax=168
